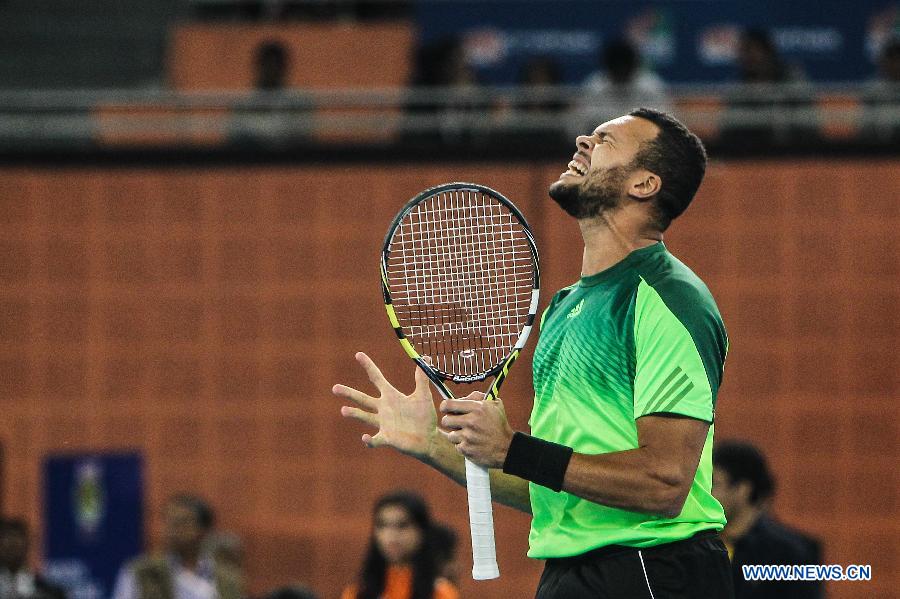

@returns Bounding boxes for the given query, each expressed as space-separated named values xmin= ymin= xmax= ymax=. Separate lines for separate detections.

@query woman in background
xmin=341 ymin=491 xmax=459 ymax=599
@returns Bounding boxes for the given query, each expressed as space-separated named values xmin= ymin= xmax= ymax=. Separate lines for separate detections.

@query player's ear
xmin=628 ymin=169 xmax=661 ymax=201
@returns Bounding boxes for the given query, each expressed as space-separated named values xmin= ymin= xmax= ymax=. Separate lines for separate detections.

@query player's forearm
xmin=562 ymin=448 xmax=692 ymax=518
xmin=421 ymin=433 xmax=532 ymax=514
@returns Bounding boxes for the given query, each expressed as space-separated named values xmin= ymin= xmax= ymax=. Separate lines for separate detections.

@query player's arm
xmin=334 ymin=352 xmax=531 ymax=514
xmin=442 ymin=400 xmax=705 ymax=518
xmin=422 ymin=431 xmax=532 ymax=513
xmin=559 ymin=415 xmax=707 ymax=517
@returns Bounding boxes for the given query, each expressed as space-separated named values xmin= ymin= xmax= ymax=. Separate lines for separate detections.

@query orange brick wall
xmin=0 ymin=160 xmax=896 ymax=599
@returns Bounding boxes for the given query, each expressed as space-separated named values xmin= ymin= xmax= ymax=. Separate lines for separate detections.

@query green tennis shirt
xmin=527 ymin=242 xmax=728 ymax=558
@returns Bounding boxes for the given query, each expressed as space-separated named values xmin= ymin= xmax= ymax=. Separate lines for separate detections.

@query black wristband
xmin=502 ymin=432 xmax=573 ymax=492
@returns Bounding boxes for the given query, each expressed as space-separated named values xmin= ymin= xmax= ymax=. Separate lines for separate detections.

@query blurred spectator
xmin=0 ymin=518 xmax=66 ymax=599
xmin=406 ymin=36 xmax=490 ymax=145
xmin=712 ymin=441 xmax=823 ymax=599
xmin=254 ymin=41 xmax=290 ymax=91
xmin=263 ymin=585 xmax=319 ymax=599
xmin=111 ymin=494 xmax=241 ymax=599
xmin=865 ymin=37 xmax=900 ymax=142
xmin=428 ymin=524 xmax=459 ymax=586
xmin=517 ymin=56 xmax=566 ymax=113
xmin=567 ymin=38 xmax=672 ymax=139
xmin=721 ymin=28 xmax=815 ymax=149
xmin=204 ymin=531 xmax=244 ymax=580
xmin=230 ymin=40 xmax=309 ymax=147
xmin=340 ymin=491 xmax=458 ymax=599
xmin=877 ymin=37 xmax=900 ymax=82
xmin=736 ymin=29 xmax=802 ymax=83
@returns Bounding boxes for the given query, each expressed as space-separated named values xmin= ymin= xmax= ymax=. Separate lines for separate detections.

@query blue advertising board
xmin=414 ymin=0 xmax=900 ymax=83
xmin=43 ymin=453 xmax=143 ymax=599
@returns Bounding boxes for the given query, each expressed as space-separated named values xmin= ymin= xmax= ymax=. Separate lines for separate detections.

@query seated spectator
xmin=864 ymin=36 xmax=900 ymax=142
xmin=0 ymin=518 xmax=66 ymax=599
xmin=405 ymin=36 xmax=491 ymax=146
xmin=230 ymin=40 xmax=311 ymax=147
xmin=340 ymin=491 xmax=458 ymax=599
xmin=567 ymin=38 xmax=672 ymax=139
xmin=713 ymin=441 xmax=823 ymax=599
xmin=111 ymin=494 xmax=241 ymax=599
xmin=263 ymin=585 xmax=319 ymax=599
xmin=720 ymin=28 xmax=815 ymax=149
xmin=517 ymin=56 xmax=566 ymax=114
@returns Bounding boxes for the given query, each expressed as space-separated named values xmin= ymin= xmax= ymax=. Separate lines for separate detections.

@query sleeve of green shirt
xmin=632 ymin=278 xmax=727 ymax=423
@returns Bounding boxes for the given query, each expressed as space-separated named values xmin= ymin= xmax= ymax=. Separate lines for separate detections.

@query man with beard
xmin=334 ymin=108 xmax=733 ymax=598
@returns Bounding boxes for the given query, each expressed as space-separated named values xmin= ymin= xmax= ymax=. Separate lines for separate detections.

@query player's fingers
xmin=362 ymin=432 xmax=386 ymax=448
xmin=462 ymin=391 xmax=487 ymax=401
xmin=332 ymin=384 xmax=376 ymax=410
xmin=446 ymin=430 xmax=462 ymax=445
xmin=413 ymin=362 xmax=431 ymax=396
xmin=440 ymin=398 xmax=479 ymax=414
xmin=440 ymin=414 xmax=465 ymax=430
xmin=355 ymin=352 xmax=393 ymax=392
xmin=340 ymin=406 xmax=379 ymax=427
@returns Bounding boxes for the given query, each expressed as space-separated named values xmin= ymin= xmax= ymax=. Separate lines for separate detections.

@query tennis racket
xmin=380 ymin=182 xmax=540 ymax=580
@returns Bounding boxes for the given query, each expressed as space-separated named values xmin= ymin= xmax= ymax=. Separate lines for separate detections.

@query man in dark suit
xmin=0 ymin=517 xmax=66 ymax=599
xmin=713 ymin=441 xmax=823 ymax=598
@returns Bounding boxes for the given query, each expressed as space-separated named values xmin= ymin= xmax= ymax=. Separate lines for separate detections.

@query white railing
xmin=0 ymin=83 xmax=896 ymax=147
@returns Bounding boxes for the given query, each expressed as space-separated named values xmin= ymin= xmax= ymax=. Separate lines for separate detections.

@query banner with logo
xmin=414 ymin=0 xmax=899 ymax=83
xmin=43 ymin=453 xmax=143 ymax=599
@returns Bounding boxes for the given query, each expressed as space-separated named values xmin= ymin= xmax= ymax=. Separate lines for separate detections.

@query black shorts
xmin=535 ymin=530 xmax=735 ymax=599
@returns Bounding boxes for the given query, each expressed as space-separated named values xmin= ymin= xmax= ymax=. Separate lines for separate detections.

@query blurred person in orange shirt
xmin=341 ymin=492 xmax=458 ymax=599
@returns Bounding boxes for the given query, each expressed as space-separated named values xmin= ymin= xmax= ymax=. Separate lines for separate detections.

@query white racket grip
xmin=465 ymin=457 xmax=500 ymax=580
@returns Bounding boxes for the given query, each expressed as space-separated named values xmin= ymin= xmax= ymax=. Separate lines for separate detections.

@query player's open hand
xmin=333 ymin=352 xmax=440 ymax=461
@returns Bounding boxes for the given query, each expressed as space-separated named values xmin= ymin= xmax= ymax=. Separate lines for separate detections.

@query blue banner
xmin=414 ymin=0 xmax=900 ymax=83
xmin=43 ymin=453 xmax=144 ymax=599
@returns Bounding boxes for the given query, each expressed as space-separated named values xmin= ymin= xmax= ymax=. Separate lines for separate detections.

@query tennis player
xmin=334 ymin=108 xmax=733 ymax=598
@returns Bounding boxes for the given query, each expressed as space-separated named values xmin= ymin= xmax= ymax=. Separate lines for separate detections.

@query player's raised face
xmin=374 ymin=503 xmax=423 ymax=565
xmin=548 ymin=115 xmax=660 ymax=219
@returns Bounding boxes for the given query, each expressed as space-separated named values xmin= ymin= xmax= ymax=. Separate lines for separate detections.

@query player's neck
xmin=578 ymin=206 xmax=662 ymax=277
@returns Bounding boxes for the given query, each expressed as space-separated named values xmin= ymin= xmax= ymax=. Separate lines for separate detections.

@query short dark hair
xmin=628 ymin=107 xmax=708 ymax=230
xmin=169 ymin=493 xmax=215 ymax=531
xmin=713 ymin=440 xmax=776 ymax=505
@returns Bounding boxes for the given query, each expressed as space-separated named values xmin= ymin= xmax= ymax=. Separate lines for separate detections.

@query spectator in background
xmin=112 ymin=494 xmax=241 ymax=599
xmin=517 ymin=56 xmax=566 ymax=114
xmin=0 ymin=518 xmax=66 ymax=599
xmin=405 ymin=36 xmax=489 ymax=146
xmin=720 ymin=28 xmax=814 ymax=149
xmin=254 ymin=41 xmax=290 ymax=91
xmin=865 ymin=37 xmax=900 ymax=142
xmin=230 ymin=40 xmax=308 ymax=147
xmin=263 ymin=585 xmax=319 ymax=599
xmin=341 ymin=491 xmax=458 ymax=599
xmin=428 ymin=524 xmax=459 ymax=586
xmin=567 ymin=38 xmax=672 ymax=140
xmin=877 ymin=37 xmax=900 ymax=82
xmin=736 ymin=29 xmax=798 ymax=84
xmin=712 ymin=441 xmax=823 ymax=599
xmin=204 ymin=531 xmax=244 ymax=586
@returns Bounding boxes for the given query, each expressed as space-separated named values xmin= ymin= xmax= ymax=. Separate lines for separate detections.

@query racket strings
xmin=386 ymin=190 xmax=535 ymax=377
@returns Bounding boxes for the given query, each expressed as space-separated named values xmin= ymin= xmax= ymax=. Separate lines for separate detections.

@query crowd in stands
xmin=0 ymin=438 xmax=824 ymax=599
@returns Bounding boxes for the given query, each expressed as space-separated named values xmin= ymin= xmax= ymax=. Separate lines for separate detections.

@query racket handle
xmin=465 ymin=458 xmax=500 ymax=580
